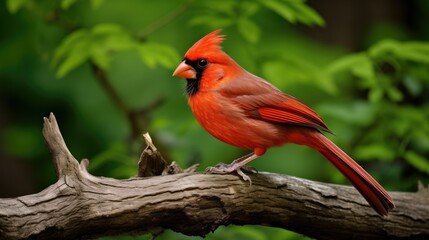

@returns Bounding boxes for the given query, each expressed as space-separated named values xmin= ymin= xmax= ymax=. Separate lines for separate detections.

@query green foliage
xmin=52 ymin=23 xmax=179 ymax=78
xmin=7 ymin=0 xmax=104 ymax=13
xmin=138 ymin=42 xmax=180 ymax=69
xmin=328 ymin=39 xmax=429 ymax=102
xmin=60 ymin=0 xmax=105 ymax=10
xmin=369 ymin=40 xmax=429 ymax=64
xmin=6 ymin=0 xmax=28 ymax=13
xmin=53 ymin=24 xmax=131 ymax=77
xmin=259 ymin=0 xmax=324 ymax=26
xmin=190 ymin=0 xmax=323 ymax=43
xmin=325 ymin=39 xmax=429 ymax=176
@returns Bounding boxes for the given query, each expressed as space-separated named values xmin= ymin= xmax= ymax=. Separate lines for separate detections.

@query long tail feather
xmin=310 ymin=132 xmax=395 ymax=215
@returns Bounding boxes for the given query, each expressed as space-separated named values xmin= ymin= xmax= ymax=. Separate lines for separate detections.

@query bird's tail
xmin=309 ymin=132 xmax=395 ymax=215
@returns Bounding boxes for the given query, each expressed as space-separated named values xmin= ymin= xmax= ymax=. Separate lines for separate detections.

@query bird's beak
xmin=172 ymin=61 xmax=196 ymax=79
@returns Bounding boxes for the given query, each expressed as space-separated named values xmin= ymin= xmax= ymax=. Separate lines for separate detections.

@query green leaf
xmin=91 ymin=23 xmax=136 ymax=52
xmin=368 ymin=88 xmax=383 ymax=102
xmin=61 ymin=0 xmax=77 ymax=10
xmin=138 ymin=42 xmax=180 ymax=69
xmin=56 ymin=49 xmax=89 ymax=78
xmin=259 ymin=0 xmax=324 ymax=26
xmin=98 ymin=32 xmax=137 ymax=51
xmin=90 ymin=0 xmax=104 ymax=9
xmin=7 ymin=0 xmax=27 ymax=13
xmin=91 ymin=23 xmax=123 ymax=35
xmin=368 ymin=39 xmax=399 ymax=58
xmin=350 ymin=57 xmax=376 ymax=82
xmin=404 ymin=151 xmax=429 ymax=174
xmin=327 ymin=53 xmax=375 ymax=79
xmin=56 ymin=37 xmax=91 ymax=78
xmin=386 ymin=85 xmax=403 ymax=102
xmin=327 ymin=53 xmax=380 ymax=100
xmin=259 ymin=0 xmax=296 ymax=23
xmin=90 ymin=44 xmax=110 ymax=70
xmin=397 ymin=44 xmax=429 ymax=65
xmin=286 ymin=0 xmax=325 ymax=26
xmin=53 ymin=24 xmax=138 ymax=77
xmin=237 ymin=18 xmax=261 ymax=43
xmin=53 ymin=30 xmax=87 ymax=66
xmin=327 ymin=53 xmax=368 ymax=75
xmin=369 ymin=39 xmax=429 ymax=65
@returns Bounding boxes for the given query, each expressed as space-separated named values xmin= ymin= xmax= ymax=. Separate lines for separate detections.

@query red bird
xmin=173 ymin=30 xmax=395 ymax=215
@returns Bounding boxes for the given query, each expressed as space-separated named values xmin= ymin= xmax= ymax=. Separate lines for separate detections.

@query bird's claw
xmin=236 ymin=169 xmax=252 ymax=185
xmin=205 ymin=162 xmax=257 ymax=185
xmin=204 ymin=162 xmax=230 ymax=174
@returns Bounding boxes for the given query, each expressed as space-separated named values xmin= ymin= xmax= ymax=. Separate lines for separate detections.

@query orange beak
xmin=172 ymin=61 xmax=197 ymax=79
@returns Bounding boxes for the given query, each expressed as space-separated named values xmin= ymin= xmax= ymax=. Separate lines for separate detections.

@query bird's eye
xmin=197 ymin=59 xmax=208 ymax=68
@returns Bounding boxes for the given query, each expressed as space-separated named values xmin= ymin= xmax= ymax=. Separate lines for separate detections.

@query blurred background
xmin=1 ymin=0 xmax=429 ymax=239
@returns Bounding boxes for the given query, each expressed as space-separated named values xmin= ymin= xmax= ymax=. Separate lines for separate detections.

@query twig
xmin=42 ymin=112 xmax=79 ymax=178
xmin=89 ymin=61 xmax=142 ymax=138
xmin=90 ymin=62 xmax=130 ymax=119
xmin=89 ymin=61 xmax=171 ymax=148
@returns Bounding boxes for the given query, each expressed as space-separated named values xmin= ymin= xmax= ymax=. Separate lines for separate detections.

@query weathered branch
xmin=138 ymin=132 xmax=168 ymax=177
xmin=0 ymin=113 xmax=428 ymax=240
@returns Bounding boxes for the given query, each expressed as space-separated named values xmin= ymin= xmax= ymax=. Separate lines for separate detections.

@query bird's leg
xmin=205 ymin=152 xmax=259 ymax=184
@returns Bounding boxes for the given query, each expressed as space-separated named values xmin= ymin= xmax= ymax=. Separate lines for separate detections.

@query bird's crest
xmin=185 ymin=29 xmax=225 ymax=60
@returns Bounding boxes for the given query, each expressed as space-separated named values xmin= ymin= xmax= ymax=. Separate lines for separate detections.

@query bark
xmin=0 ymin=113 xmax=428 ymax=240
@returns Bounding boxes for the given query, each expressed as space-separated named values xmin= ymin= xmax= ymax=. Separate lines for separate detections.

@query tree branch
xmin=0 ymin=113 xmax=428 ymax=240
xmin=89 ymin=62 xmax=143 ymax=138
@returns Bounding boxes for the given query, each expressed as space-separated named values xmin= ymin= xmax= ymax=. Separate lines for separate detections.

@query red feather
xmin=258 ymin=98 xmax=333 ymax=134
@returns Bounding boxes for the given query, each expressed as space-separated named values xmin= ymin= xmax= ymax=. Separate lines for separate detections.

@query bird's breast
xmin=188 ymin=92 xmax=292 ymax=150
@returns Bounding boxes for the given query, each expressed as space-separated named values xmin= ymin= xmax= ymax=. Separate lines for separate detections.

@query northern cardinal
xmin=173 ymin=29 xmax=394 ymax=215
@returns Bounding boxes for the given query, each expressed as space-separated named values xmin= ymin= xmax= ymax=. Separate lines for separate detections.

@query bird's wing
xmin=219 ymin=75 xmax=333 ymax=134
xmin=257 ymin=97 xmax=333 ymax=134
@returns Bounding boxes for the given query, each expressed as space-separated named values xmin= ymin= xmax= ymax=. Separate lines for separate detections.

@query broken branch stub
xmin=138 ymin=132 xmax=169 ymax=177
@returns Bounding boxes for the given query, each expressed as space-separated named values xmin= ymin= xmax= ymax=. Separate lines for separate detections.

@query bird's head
xmin=173 ymin=29 xmax=242 ymax=96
